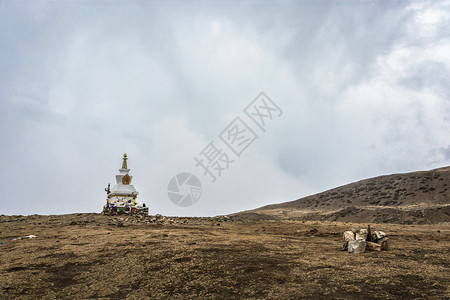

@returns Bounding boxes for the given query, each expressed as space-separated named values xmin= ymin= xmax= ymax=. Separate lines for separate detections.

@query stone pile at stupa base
xmin=102 ymin=153 xmax=148 ymax=216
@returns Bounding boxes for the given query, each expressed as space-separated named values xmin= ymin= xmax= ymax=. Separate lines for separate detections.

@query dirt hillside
xmin=231 ymin=166 xmax=450 ymax=224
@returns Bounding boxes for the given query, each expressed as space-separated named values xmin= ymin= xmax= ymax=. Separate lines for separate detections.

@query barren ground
xmin=1 ymin=213 xmax=449 ymax=299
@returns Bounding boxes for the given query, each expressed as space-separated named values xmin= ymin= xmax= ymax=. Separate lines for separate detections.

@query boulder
xmin=343 ymin=231 xmax=355 ymax=241
xmin=355 ymin=229 xmax=368 ymax=240
xmin=347 ymin=240 xmax=366 ymax=254
xmin=374 ymin=231 xmax=387 ymax=241
xmin=366 ymin=241 xmax=381 ymax=252
xmin=377 ymin=237 xmax=390 ymax=250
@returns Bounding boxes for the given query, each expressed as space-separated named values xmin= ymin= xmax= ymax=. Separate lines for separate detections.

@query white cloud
xmin=1 ymin=1 xmax=449 ymax=216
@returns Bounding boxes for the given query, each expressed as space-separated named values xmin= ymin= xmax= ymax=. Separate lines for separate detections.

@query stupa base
xmin=102 ymin=203 xmax=148 ymax=216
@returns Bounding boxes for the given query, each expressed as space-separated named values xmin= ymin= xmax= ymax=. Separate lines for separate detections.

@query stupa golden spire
xmin=122 ymin=153 xmax=128 ymax=169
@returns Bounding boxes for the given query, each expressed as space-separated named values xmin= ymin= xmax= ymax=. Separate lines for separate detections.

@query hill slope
xmin=231 ymin=166 xmax=450 ymax=224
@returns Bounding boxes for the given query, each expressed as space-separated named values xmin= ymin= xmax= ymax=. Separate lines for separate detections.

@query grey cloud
xmin=1 ymin=1 xmax=449 ymax=216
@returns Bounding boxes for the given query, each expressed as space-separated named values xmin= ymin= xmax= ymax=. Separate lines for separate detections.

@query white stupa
xmin=103 ymin=153 xmax=147 ymax=215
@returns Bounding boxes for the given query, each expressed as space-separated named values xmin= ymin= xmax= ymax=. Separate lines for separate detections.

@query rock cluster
xmin=148 ymin=214 xmax=179 ymax=225
xmin=343 ymin=226 xmax=390 ymax=254
xmin=106 ymin=214 xmax=233 ymax=227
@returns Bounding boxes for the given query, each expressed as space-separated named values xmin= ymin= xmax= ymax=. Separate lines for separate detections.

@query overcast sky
xmin=1 ymin=0 xmax=449 ymax=216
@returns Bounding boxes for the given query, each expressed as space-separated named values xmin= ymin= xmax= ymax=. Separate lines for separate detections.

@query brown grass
xmin=0 ymin=214 xmax=449 ymax=299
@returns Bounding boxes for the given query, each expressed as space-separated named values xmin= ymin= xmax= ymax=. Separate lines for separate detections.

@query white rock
xmin=355 ymin=229 xmax=368 ymax=240
xmin=347 ymin=240 xmax=366 ymax=254
xmin=343 ymin=231 xmax=355 ymax=241
xmin=374 ymin=231 xmax=386 ymax=240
